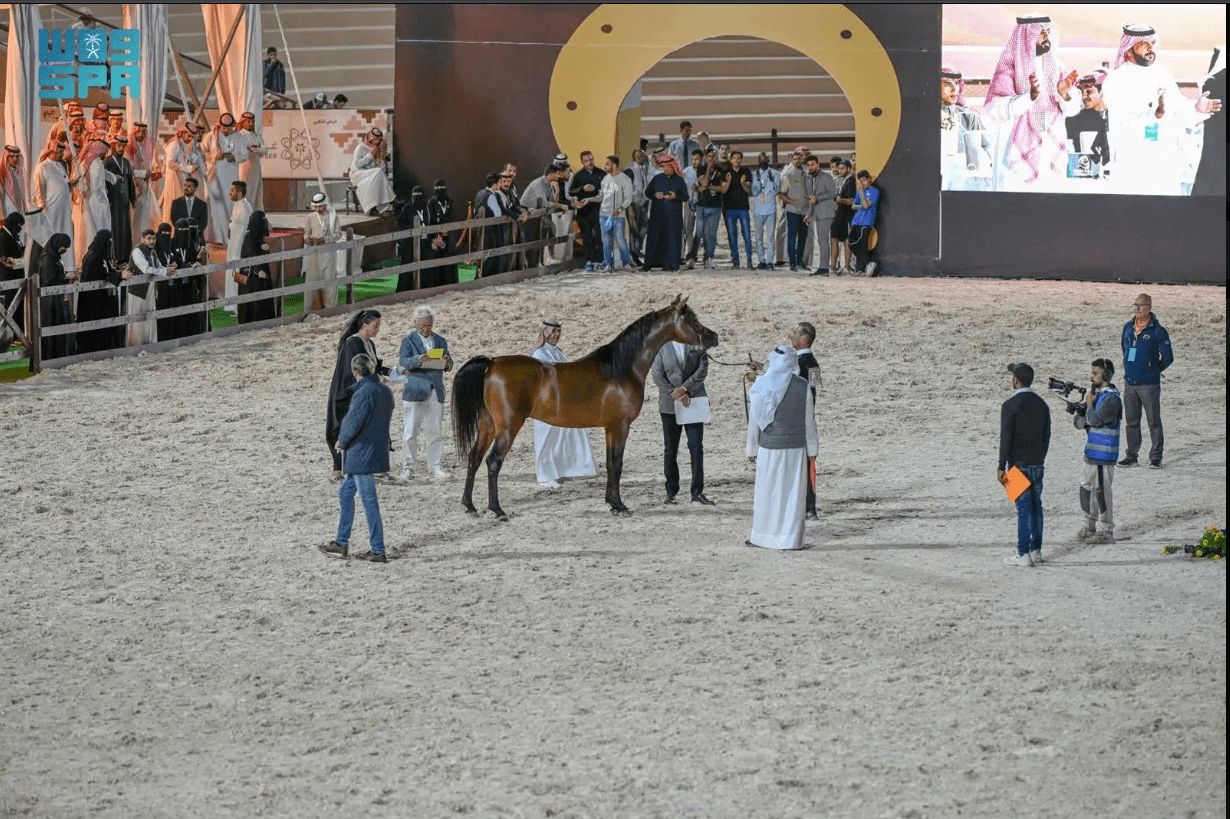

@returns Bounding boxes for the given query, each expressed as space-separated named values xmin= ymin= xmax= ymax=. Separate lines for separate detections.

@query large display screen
xmin=941 ymin=5 xmax=1225 ymax=195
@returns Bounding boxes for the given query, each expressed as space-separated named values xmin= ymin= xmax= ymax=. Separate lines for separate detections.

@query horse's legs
xmin=605 ymin=420 xmax=633 ymax=517
xmin=485 ymin=414 xmax=526 ymax=521
xmin=462 ymin=411 xmax=494 ymax=515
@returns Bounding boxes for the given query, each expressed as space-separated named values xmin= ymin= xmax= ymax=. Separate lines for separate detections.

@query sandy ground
xmin=1 ymin=268 xmax=1225 ymax=817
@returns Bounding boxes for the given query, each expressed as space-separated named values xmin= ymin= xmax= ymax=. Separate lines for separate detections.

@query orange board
xmin=1003 ymin=466 xmax=1031 ymax=503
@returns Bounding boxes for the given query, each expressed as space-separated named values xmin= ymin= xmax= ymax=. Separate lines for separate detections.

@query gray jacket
xmin=651 ymin=343 xmax=708 ymax=414
xmin=806 ymin=171 xmax=837 ymax=221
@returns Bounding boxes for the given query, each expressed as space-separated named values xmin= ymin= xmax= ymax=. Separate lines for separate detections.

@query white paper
xmin=673 ymin=396 xmax=711 ymax=425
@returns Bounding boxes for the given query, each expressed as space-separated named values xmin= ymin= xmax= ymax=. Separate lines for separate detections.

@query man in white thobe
xmin=128 ymin=123 xmax=162 ymax=240
xmin=1101 ymin=24 xmax=1222 ymax=196
xmin=1 ymin=146 xmax=29 ymax=216
xmin=744 ymin=346 xmax=818 ymax=551
xmin=303 ymin=192 xmax=342 ymax=311
xmin=530 ymin=321 xmax=598 ymax=489
xmin=127 ymin=228 xmax=173 ymax=346
xmin=236 ymin=112 xmax=270 ymax=209
xmin=202 ymin=114 xmax=241 ymax=244
xmin=350 ymin=127 xmax=396 ymax=215
xmin=33 ymin=139 xmax=76 ymax=272
xmin=225 ymin=181 xmax=253 ymax=317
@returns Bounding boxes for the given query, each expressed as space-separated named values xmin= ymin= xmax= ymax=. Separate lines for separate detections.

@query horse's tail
xmin=452 ymin=355 xmax=493 ymax=455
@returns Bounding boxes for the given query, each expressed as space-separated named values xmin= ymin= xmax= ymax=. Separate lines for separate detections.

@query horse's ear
xmin=679 ymin=294 xmax=689 ymax=308
xmin=671 ymin=293 xmax=682 ymax=307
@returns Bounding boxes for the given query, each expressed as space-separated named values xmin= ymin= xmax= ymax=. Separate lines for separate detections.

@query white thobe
xmin=33 ymin=159 xmax=75 ymax=270
xmin=745 ymin=388 xmax=818 ymax=550
xmin=303 ymin=207 xmax=342 ymax=310
xmin=1101 ymin=62 xmax=1205 ymax=196
xmin=983 ymin=85 xmax=1081 ymax=192
xmin=126 ymin=246 xmax=164 ymax=346
xmin=235 ymin=129 xmax=269 ymax=208
xmin=130 ymin=143 xmax=161 ymax=238
xmin=225 ymin=198 xmax=254 ymax=315
xmin=203 ymin=130 xmax=240 ymax=244
xmin=161 ymin=139 xmax=205 ymax=227
xmin=2 ymin=168 xmax=28 ymax=216
xmin=73 ymin=158 xmax=112 ymax=269
xmin=349 ymin=143 xmax=395 ymax=214
xmin=530 ymin=343 xmax=598 ymax=485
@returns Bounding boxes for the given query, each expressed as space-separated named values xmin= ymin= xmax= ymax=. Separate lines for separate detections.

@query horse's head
xmin=667 ymin=294 xmax=719 ymax=349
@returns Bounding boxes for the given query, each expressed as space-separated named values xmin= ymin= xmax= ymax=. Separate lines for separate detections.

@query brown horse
xmin=452 ymin=295 xmax=719 ymax=519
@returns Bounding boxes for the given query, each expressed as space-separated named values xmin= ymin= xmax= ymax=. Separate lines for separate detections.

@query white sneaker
xmin=1030 ymin=549 xmax=1045 ymax=565
xmin=430 ymin=466 xmax=449 ymax=479
xmin=399 ymin=467 xmax=413 ymax=482
xmin=865 ymin=261 xmax=879 ymax=277
xmin=1003 ymin=553 xmax=1034 ymax=568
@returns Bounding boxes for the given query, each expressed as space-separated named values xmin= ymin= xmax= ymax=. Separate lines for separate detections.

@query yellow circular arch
xmin=549 ymin=4 xmax=901 ymax=176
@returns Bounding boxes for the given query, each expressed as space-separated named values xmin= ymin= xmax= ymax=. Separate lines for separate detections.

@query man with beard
xmin=128 ymin=123 xmax=162 ymax=239
xmin=568 ymin=151 xmax=605 ymax=271
xmin=983 ymin=14 xmax=1081 ymax=191
xmin=1102 ymin=24 xmax=1222 ymax=195
xmin=235 ymin=112 xmax=270 ymax=208
xmin=940 ymin=66 xmax=994 ymax=191
xmin=641 ymin=154 xmax=688 ymax=271
xmin=202 ymin=114 xmax=241 ymax=245
xmin=622 ymin=148 xmax=654 ymax=266
xmin=162 ymin=124 xmax=206 ymax=228
xmin=169 ymin=177 xmax=209 ymax=239
xmin=225 ymin=181 xmax=253 ymax=316
xmin=126 ymin=228 xmax=169 ymax=346
xmin=519 ymin=164 xmax=569 ymax=268
xmin=1 ymin=146 xmax=28 ymax=215
xmin=750 ymin=152 xmax=780 ymax=270
xmin=474 ymin=172 xmax=511 ymax=278
xmin=1064 ymin=70 xmax=1111 ymax=175
xmin=33 ymin=137 xmax=75 ymax=273
xmin=305 ymin=193 xmax=343 ymax=308
xmin=104 ymin=135 xmax=137 ymax=263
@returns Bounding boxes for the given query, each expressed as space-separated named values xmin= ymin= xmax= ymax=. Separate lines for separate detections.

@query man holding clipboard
xmin=651 ymin=340 xmax=715 ymax=506
xmin=999 ymin=363 xmax=1052 ymax=567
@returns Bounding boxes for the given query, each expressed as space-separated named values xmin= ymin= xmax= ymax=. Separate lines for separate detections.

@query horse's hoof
xmin=464 ymin=507 xmax=479 ymax=517
xmin=489 ymin=508 xmax=509 ymax=522
xmin=612 ymin=508 xmax=633 ymax=518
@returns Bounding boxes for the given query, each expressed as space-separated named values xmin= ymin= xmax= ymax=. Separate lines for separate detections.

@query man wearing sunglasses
xmin=1119 ymin=293 xmax=1173 ymax=468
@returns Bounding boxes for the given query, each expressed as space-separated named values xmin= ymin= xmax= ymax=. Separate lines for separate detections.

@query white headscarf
xmin=749 ymin=347 xmax=797 ymax=431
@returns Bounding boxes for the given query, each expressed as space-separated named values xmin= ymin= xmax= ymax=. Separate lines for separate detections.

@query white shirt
xmin=418 ymin=331 xmax=435 ymax=351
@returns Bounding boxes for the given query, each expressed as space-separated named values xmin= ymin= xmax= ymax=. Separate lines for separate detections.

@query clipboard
xmin=1002 ymin=466 xmax=1031 ymax=502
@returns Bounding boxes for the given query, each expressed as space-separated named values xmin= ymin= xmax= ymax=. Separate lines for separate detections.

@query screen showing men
xmin=941 ymin=4 xmax=1226 ymax=195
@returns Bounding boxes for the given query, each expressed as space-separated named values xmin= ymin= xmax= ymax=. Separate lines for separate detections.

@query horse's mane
xmin=581 ymin=309 xmax=661 ymax=378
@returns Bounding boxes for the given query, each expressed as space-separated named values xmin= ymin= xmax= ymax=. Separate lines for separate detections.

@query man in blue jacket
xmin=1119 ymin=293 xmax=1174 ymax=468
xmin=399 ymin=304 xmax=453 ymax=480
xmin=321 ymin=353 xmax=395 ymax=563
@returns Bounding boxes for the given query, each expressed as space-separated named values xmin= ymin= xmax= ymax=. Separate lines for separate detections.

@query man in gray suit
xmin=651 ymin=340 xmax=715 ymax=506
xmin=804 ymin=154 xmax=837 ymax=275
xmin=398 ymin=304 xmax=453 ymax=480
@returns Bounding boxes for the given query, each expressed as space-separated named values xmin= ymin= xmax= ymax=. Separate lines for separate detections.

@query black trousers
xmin=576 ymin=209 xmax=603 ymax=264
xmin=850 ymin=225 xmax=873 ymax=271
xmin=805 ymin=456 xmax=817 ymax=515
xmin=661 ymin=413 xmax=704 ymax=497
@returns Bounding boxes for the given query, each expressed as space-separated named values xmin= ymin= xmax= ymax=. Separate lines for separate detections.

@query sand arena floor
xmin=1 ymin=270 xmax=1225 ymax=817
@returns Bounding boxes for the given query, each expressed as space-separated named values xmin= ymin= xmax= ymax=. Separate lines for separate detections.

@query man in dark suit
xmin=652 ymin=340 xmax=715 ymax=506
xmin=169 ymin=177 xmax=209 ymax=239
xmin=320 ymin=352 xmax=395 ymax=563
xmin=791 ymin=321 xmax=821 ymax=520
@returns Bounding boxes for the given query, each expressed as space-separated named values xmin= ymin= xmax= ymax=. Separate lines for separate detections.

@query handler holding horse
xmin=452 ymin=295 xmax=719 ymax=519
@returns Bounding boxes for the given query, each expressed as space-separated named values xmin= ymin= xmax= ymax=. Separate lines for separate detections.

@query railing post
xmin=25 ymin=273 xmax=42 ymax=374
xmin=771 ymin=128 xmax=779 ymax=165
xmin=344 ymin=227 xmax=355 ymax=305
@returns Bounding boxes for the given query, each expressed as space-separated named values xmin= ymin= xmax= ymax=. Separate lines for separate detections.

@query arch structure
xmin=549 ymin=4 xmax=902 ymax=176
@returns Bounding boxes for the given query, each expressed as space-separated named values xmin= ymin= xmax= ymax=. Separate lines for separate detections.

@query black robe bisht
xmin=238 ymin=210 xmax=276 ymax=325
xmin=1193 ymin=66 xmax=1226 ymax=197
xmin=75 ymin=229 xmax=123 ymax=353
xmin=38 ymin=233 xmax=77 ymax=361
xmin=326 ymin=333 xmax=384 ymax=470
xmin=174 ymin=219 xmax=208 ymax=337
xmin=395 ymin=193 xmax=430 ymax=292
xmin=104 ymin=154 xmax=136 ymax=262
xmin=424 ymin=190 xmax=459 ymax=288
xmin=153 ymin=224 xmax=184 ymax=341
xmin=643 ymin=173 xmax=688 ymax=270
xmin=1 ymin=218 xmax=25 ymax=335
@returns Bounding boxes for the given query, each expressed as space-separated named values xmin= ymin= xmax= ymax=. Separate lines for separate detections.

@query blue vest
xmin=1084 ymin=388 xmax=1121 ymax=464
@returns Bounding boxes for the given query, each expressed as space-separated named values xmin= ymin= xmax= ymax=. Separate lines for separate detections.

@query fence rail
xmin=6 ymin=209 xmax=572 ymax=374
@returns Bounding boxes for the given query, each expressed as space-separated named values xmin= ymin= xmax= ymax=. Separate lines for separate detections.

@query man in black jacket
xmin=169 ymin=177 xmax=209 ymax=239
xmin=791 ymin=321 xmax=821 ymax=520
xmin=998 ymin=362 xmax=1051 ymax=568
xmin=568 ymin=151 xmax=604 ymax=271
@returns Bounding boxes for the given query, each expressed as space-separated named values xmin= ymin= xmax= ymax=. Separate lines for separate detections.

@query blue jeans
xmin=336 ymin=473 xmax=385 ymax=556
xmin=723 ymin=209 xmax=751 ymax=266
xmin=601 ymin=215 xmax=631 ymax=268
xmin=1013 ymin=464 xmax=1044 ymax=556
xmin=786 ymin=212 xmax=809 ymax=267
xmin=696 ymin=206 xmax=721 ymax=262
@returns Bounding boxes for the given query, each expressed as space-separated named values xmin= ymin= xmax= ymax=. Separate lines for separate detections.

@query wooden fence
xmin=0 ymin=210 xmax=572 ymax=374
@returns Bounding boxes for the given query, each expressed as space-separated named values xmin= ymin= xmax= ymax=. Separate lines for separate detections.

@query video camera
xmin=1047 ymin=377 xmax=1087 ymax=415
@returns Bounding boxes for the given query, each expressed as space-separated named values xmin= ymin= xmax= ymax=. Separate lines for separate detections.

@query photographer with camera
xmin=1073 ymin=359 xmax=1122 ymax=544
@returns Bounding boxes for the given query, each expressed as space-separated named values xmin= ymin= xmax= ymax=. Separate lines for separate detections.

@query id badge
xmin=1128 ymin=347 xmax=1137 ymax=362
xmin=1144 ymin=122 xmax=1159 ymax=142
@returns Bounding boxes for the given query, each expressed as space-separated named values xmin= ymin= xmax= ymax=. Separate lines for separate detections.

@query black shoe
xmin=789 ymin=265 xmax=797 ymax=272
xmin=354 ymin=551 xmax=388 ymax=563
xmin=640 ymin=265 xmax=653 ymax=272
xmin=757 ymin=263 xmax=769 ymax=271
xmin=805 ymin=511 xmax=819 ymax=521
xmin=774 ymin=261 xmax=788 ymax=268
xmin=664 ymin=494 xmax=678 ymax=505
xmin=1149 ymin=461 xmax=1163 ymax=469
xmin=811 ymin=268 xmax=829 ymax=276
xmin=319 ymin=541 xmax=348 ymax=559
xmin=1118 ymin=457 xmax=1138 ymax=467
xmin=691 ymin=493 xmax=716 ymax=506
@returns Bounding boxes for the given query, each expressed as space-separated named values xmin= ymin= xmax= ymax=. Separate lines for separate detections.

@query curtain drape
xmin=3 ymin=3 xmax=45 ymax=188
xmin=201 ymin=4 xmax=262 ymax=120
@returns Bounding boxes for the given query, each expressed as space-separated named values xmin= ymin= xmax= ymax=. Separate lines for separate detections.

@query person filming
xmin=1073 ymin=358 xmax=1122 ymax=544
